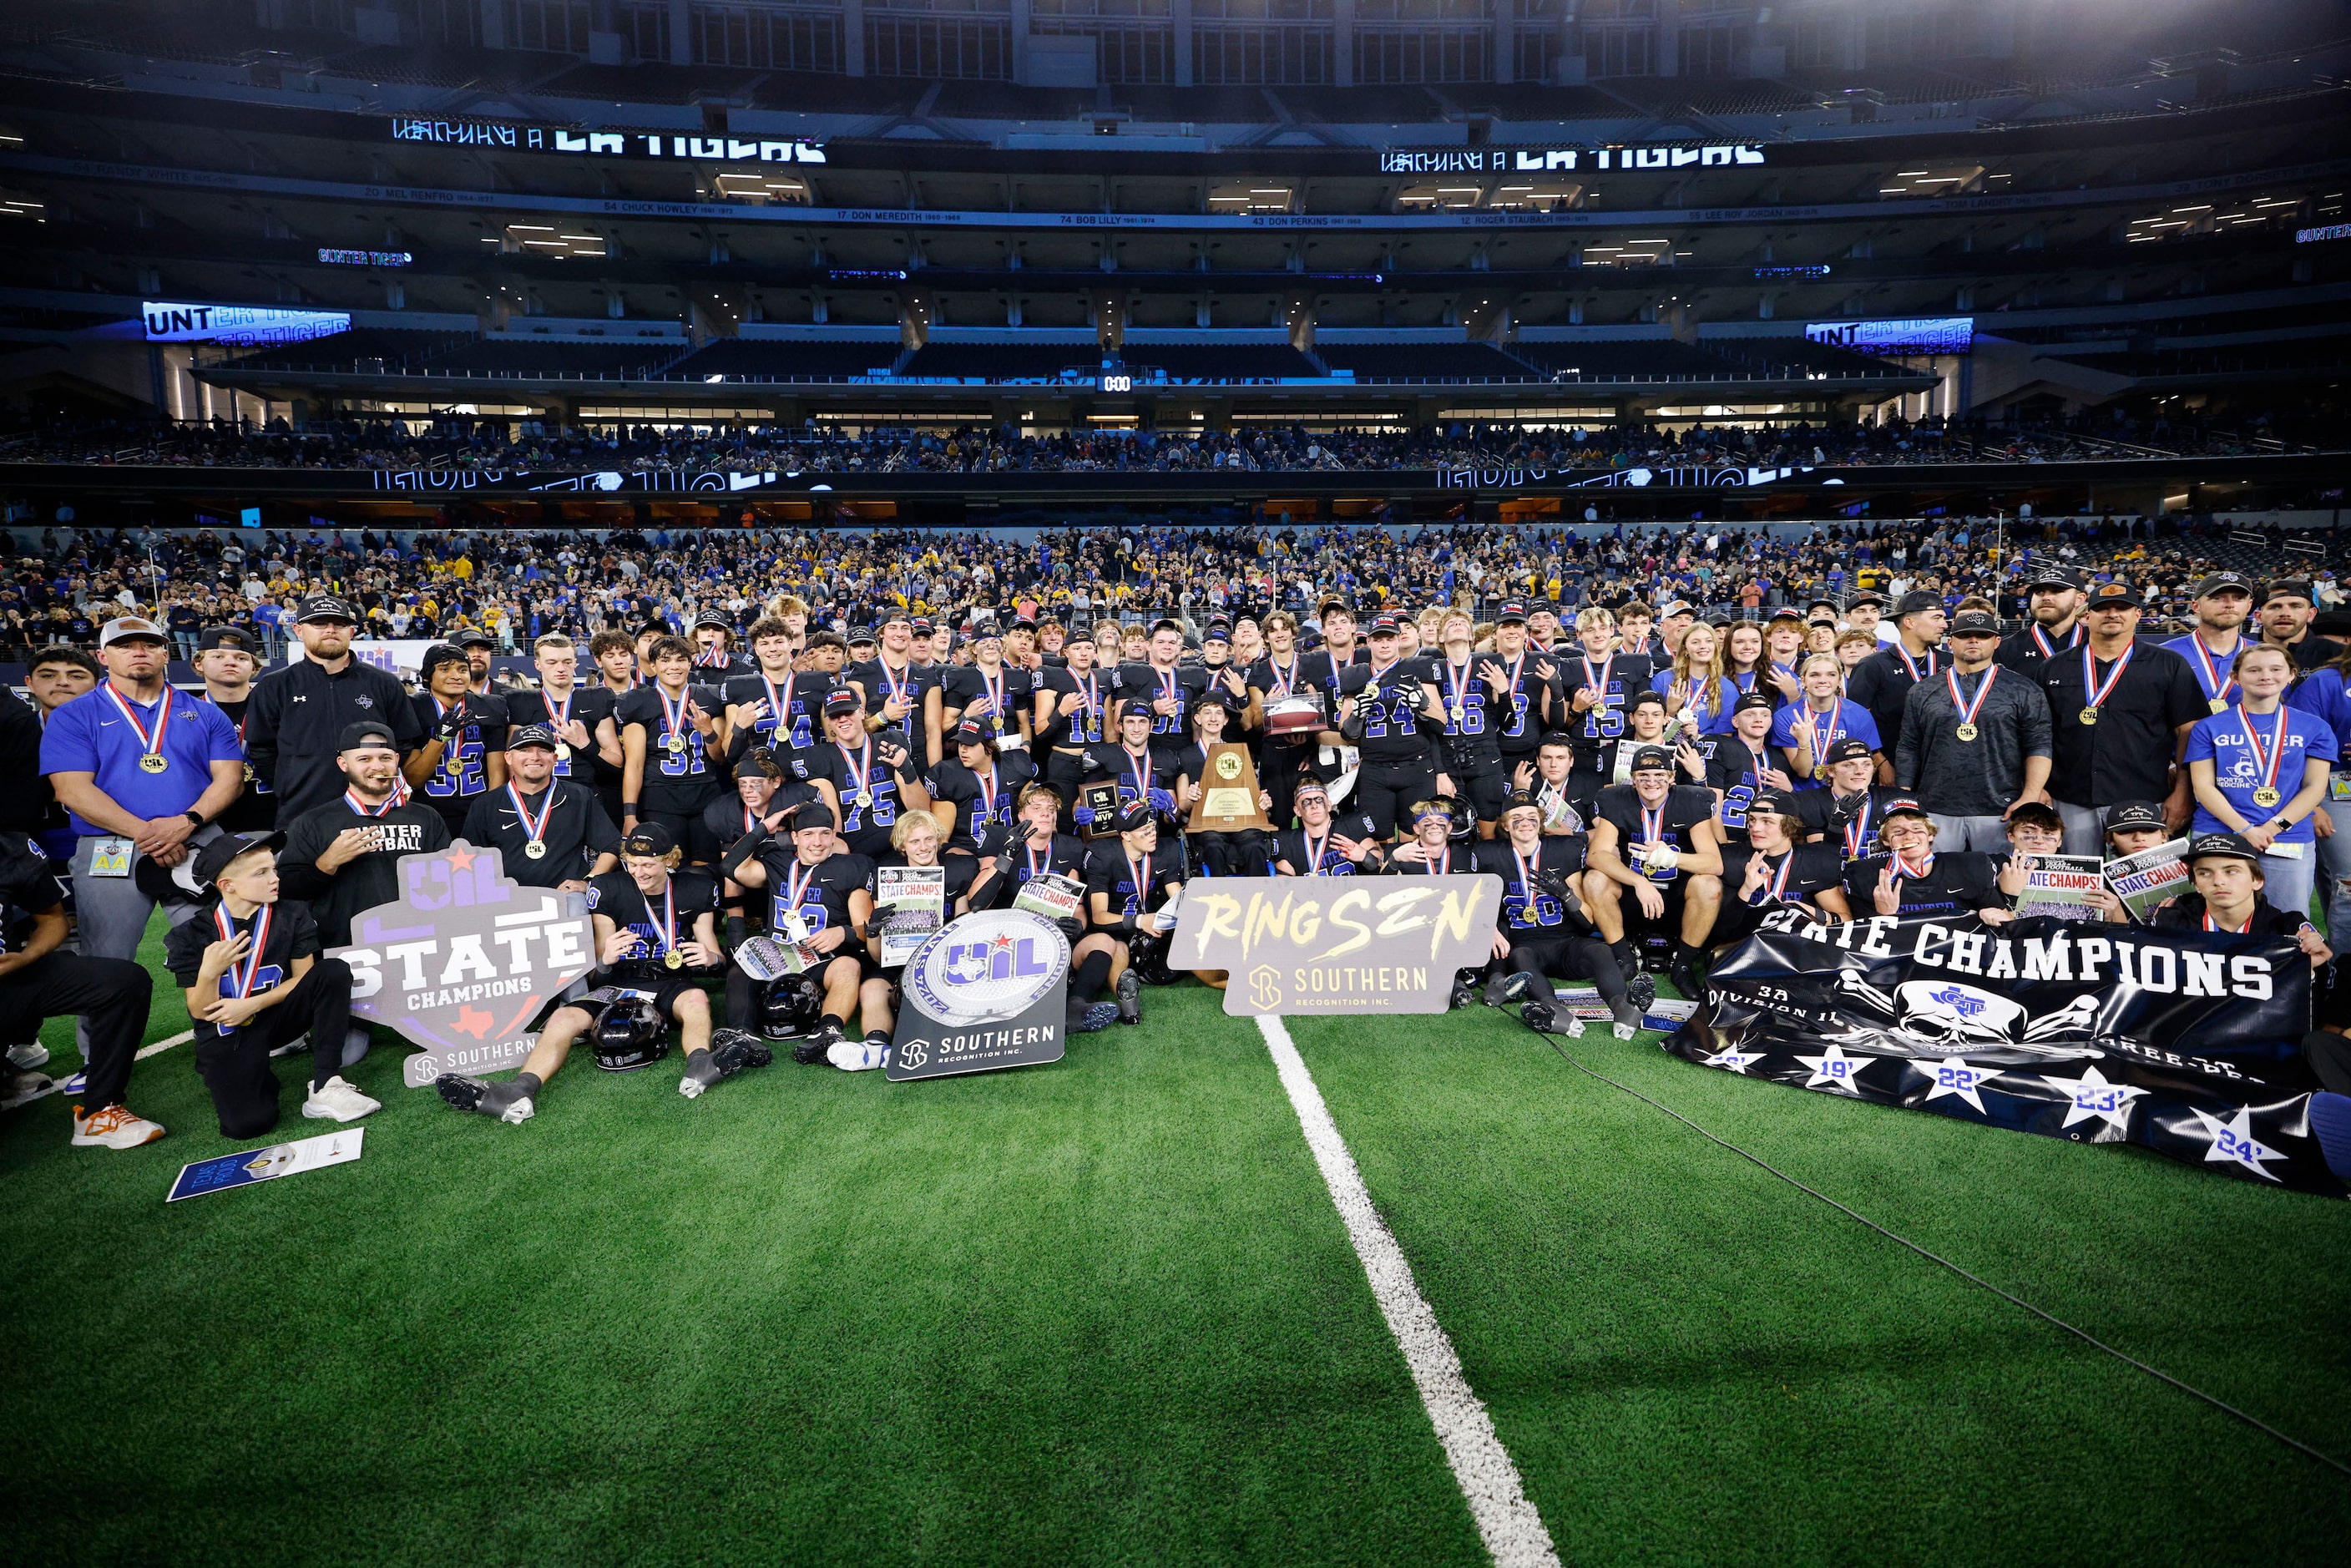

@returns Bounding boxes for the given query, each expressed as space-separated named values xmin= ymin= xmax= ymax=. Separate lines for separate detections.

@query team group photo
xmin=3 ymin=0 xmax=2348 ymax=1561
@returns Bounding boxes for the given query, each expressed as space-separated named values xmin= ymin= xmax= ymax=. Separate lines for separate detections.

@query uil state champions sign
xmin=887 ymin=908 xmax=1069 ymax=1081
xmin=1671 ymin=910 xmax=2343 ymax=1197
xmin=1170 ymin=875 xmax=1501 ymax=1016
xmin=324 ymin=843 xmax=598 ymax=1089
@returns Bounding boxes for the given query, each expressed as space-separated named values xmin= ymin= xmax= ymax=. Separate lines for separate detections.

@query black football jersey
xmin=411 ymin=691 xmax=511 ymax=830
xmin=803 ymin=739 xmax=914 ymax=857
xmin=941 ymin=661 xmax=1036 ymax=741
xmin=722 ymin=668 xmax=835 ymax=753
xmin=925 ymin=751 xmax=1037 ymax=855
xmin=585 ymin=867 xmax=720 ymax=974
xmin=503 ymin=684 xmax=615 ymax=784
xmin=1484 ymin=835 xmax=1591 ymax=935
xmin=1593 ymin=783 xmax=1715 ymax=883
xmin=1726 ymin=842 xmax=1847 ymax=913
xmin=1840 ymin=851 xmax=2003 ymax=918
xmin=986 ymin=829 xmax=1090 ymax=908
xmin=1114 ymin=660 xmax=1210 ymax=761
xmin=616 ymin=685 xmax=719 ymax=811
xmin=1084 ymin=841 xmax=1184 ymax=922
xmin=1034 ymin=665 xmax=1112 ymax=750
xmin=1339 ymin=657 xmax=1441 ymax=765
xmin=1793 ymin=786 xmax=1908 ymax=861
xmin=750 ymin=847 xmax=873 ymax=940
xmin=1272 ymin=811 xmax=1385 ymax=875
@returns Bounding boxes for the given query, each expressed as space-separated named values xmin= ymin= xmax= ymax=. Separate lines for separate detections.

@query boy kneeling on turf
xmin=437 ymin=822 xmax=770 ymax=1123
xmin=165 ymin=831 xmax=375 ymax=1138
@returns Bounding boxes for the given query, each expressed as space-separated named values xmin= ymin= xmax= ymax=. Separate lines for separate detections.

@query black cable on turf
xmin=1531 ymin=1027 xmax=2351 ymax=1481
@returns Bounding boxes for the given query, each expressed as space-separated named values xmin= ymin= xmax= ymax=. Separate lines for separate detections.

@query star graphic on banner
xmin=1795 ymin=1043 xmax=1871 ymax=1096
xmin=2040 ymin=1065 xmax=2146 ymax=1132
xmin=990 ymin=933 xmax=1016 ymax=951
xmin=2187 ymin=1106 xmax=2287 ymax=1182
xmin=446 ymin=845 xmax=476 ymax=873
xmin=1702 ymin=1043 xmax=1767 ymax=1075
xmin=450 ymin=1004 xmax=495 ymax=1039
xmin=1919 ymin=1056 xmax=2000 ymax=1115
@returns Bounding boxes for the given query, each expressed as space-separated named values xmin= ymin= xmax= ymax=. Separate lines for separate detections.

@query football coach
xmin=245 ymin=593 xmax=424 ymax=819
xmin=40 ymin=614 xmax=244 ymax=1051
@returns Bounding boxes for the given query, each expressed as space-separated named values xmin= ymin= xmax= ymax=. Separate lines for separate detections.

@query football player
xmin=1074 ymin=801 xmax=1186 ymax=1029
xmin=720 ymin=800 xmax=886 ymax=1064
xmin=1584 ymin=744 xmax=1726 ymax=997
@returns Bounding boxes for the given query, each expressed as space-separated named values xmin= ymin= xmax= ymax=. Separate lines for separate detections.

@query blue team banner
xmin=1666 ymin=911 xmax=2343 ymax=1197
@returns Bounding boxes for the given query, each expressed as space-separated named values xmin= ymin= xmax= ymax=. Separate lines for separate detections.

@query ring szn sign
xmin=324 ymin=842 xmax=598 ymax=1088
xmin=1171 ymin=875 xmax=1501 ymax=1016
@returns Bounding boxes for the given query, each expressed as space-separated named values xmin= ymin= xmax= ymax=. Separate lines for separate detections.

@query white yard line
xmin=136 ymin=1029 xmax=195 ymax=1060
xmin=1256 ymin=1014 xmax=1562 ymax=1568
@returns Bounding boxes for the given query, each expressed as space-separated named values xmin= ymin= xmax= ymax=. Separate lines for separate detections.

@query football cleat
xmin=1448 ymin=974 xmax=1479 ymax=1011
xmin=1115 ymin=969 xmax=1143 ymax=1025
xmin=1625 ymin=972 xmax=1657 ymax=1014
xmin=436 ymin=1074 xmax=488 ymax=1114
xmin=792 ymin=1021 xmax=844 ymax=1065
xmin=680 ymin=1029 xmax=775 ymax=1097
xmin=1668 ymin=952 xmax=1702 ymax=1000
xmin=1612 ymin=945 xmax=1641 ymax=985
xmin=1610 ymin=1000 xmax=1646 ymax=1039
xmin=1519 ymin=999 xmax=1584 ymax=1039
xmin=436 ymin=1075 xmax=534 ymax=1122
xmin=1482 ymin=969 xmax=1512 ymax=1008
xmin=1500 ymin=970 xmax=1537 ymax=1004
xmin=1068 ymin=1000 xmax=1119 ymax=1034
xmin=825 ymin=1037 xmax=890 ymax=1071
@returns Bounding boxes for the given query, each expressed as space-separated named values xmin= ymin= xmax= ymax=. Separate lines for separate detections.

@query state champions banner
xmin=1667 ymin=910 xmax=2344 ymax=1197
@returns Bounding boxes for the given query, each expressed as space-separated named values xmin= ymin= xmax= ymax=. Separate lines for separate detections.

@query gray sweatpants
xmin=1929 ymin=812 xmax=2012 ymax=855
xmin=2055 ymin=802 xmax=2110 ymax=860
xmin=68 ymin=832 xmax=217 ymax=1057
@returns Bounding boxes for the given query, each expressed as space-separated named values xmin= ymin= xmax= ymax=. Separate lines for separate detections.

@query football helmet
xmin=588 ymin=991 xmax=670 ymax=1072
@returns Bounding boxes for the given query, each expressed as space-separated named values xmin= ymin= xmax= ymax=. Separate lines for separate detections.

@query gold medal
xmin=2079 ymin=706 xmax=2100 ymax=726
xmin=139 ymin=753 xmax=168 ymax=774
xmin=2210 ymin=697 xmax=2229 ymax=715
xmin=556 ymin=741 xmax=573 ymax=762
xmin=2253 ymin=787 xmax=2283 ymax=809
xmin=523 ymin=840 xmax=548 ymax=859
xmin=664 ymin=948 xmax=685 ymax=970
xmin=1449 ymin=702 xmax=1466 ymax=721
xmin=1954 ymin=723 xmax=1979 ymax=742
xmin=242 ymin=762 xmax=255 ymax=783
xmin=665 ymin=732 xmax=686 ymax=754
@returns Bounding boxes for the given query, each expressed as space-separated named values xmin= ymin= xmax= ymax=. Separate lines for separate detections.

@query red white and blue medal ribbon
xmin=1752 ymin=851 xmax=1795 ymax=906
xmin=2202 ymin=908 xmax=2253 ymax=934
xmin=978 ymin=665 xmax=1007 ymax=729
xmin=1945 ymin=665 xmax=1998 ymax=736
xmin=1893 ymin=850 xmax=1934 ymax=882
xmin=657 ymin=684 xmax=690 ymax=751
xmin=1800 ymin=697 xmax=1845 ymax=759
xmin=1126 ymin=746 xmax=1153 ymax=805
xmin=507 ymin=781 xmax=556 ymax=854
xmin=761 ymin=670 xmax=796 ymax=736
xmin=346 ymin=787 xmax=401 ymax=817
xmin=2032 ymin=622 xmax=2085 ymax=658
xmin=2187 ymin=635 xmax=2241 ymax=707
xmin=2081 ymin=645 xmax=2134 ymax=721
xmin=1841 ymin=796 xmax=1874 ymax=859
xmin=1303 ymin=827 xmax=1332 ymax=874
xmin=2237 ymin=702 xmax=2288 ymax=804
xmin=215 ymin=902 xmax=272 ymax=1003
xmin=1893 ymin=645 xmax=1939 ymax=682
xmin=102 ymin=681 xmax=172 ymax=771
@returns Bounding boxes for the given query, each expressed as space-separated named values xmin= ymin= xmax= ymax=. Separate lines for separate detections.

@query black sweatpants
xmin=1353 ymin=758 xmax=1438 ymax=840
xmin=191 ymin=957 xmax=355 ymax=1141
xmin=1506 ymin=934 xmax=1628 ymax=1005
xmin=0 ymin=953 xmax=150 ymax=1111
xmin=1187 ymin=829 xmax=1269 ymax=878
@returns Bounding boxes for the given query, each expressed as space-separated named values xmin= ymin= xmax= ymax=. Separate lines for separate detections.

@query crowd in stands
xmin=3 ymin=403 xmax=2328 ymax=476
xmin=3 ymin=514 xmax=2338 ymax=666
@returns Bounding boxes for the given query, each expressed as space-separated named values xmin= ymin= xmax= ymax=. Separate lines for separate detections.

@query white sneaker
xmin=499 ymin=1095 xmax=536 ymax=1124
xmin=71 ymin=1104 xmax=167 ymax=1149
xmin=827 ymin=1038 xmax=888 ymax=1071
xmin=301 ymin=1076 xmax=382 ymax=1122
xmin=7 ymin=1042 xmax=48 ymax=1070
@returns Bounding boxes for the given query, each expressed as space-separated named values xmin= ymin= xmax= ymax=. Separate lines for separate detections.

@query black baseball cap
xmin=193 ymin=830 xmax=286 ymax=886
xmin=1733 ymin=690 xmax=1777 ymax=716
xmin=1628 ymin=745 xmax=1676 ymax=774
xmin=453 ymin=629 xmax=496 ymax=650
xmin=417 ymin=643 xmax=469 ymax=680
xmin=1893 ymin=590 xmax=1943 ymax=619
xmin=1496 ymin=602 xmax=1528 ymax=624
xmin=1825 ymin=736 xmax=1875 ymax=766
xmin=620 ymin=822 xmax=677 ymax=857
xmin=1368 ymin=614 xmax=1403 ymax=636
xmin=847 ymin=626 xmax=877 ymax=646
xmin=2192 ymin=571 xmax=2253 ymax=599
xmin=1847 ymin=591 xmax=1885 ymax=610
xmin=1499 ymin=788 xmax=1540 ymax=816
xmin=822 ymin=690 xmax=862 ymax=716
xmin=197 ymin=625 xmax=258 ymax=654
xmin=296 ymin=593 xmax=360 ymax=624
xmin=953 ymin=719 xmax=989 ymax=748
xmin=1117 ymin=696 xmax=1155 ymax=722
xmin=2106 ymin=800 xmax=2166 ymax=832
xmin=2263 ymin=579 xmax=2315 ymax=605
xmin=2085 ymin=581 xmax=2144 ymax=610
xmin=1749 ymin=787 xmax=1802 ymax=817
xmin=2186 ymin=831 xmax=2261 ymax=864
xmin=1883 ymin=796 xmax=1932 ymax=819
xmin=968 ymin=620 xmax=1002 ymax=641
xmin=336 ymin=720 xmax=398 ymax=754
xmin=1203 ymin=619 xmax=1232 ymax=644
xmin=507 ymin=723 xmax=559 ymax=751
xmin=1115 ymin=800 xmax=1155 ymax=833
xmin=1150 ymin=617 xmax=1185 ymax=636
xmin=1949 ymin=609 xmax=2001 ymax=638
xmin=2028 ymin=564 xmax=2083 ymax=590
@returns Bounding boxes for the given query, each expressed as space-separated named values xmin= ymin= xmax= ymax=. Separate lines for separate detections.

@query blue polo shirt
xmin=1767 ymin=700 xmax=1882 ymax=787
xmin=38 ymin=682 xmax=244 ymax=836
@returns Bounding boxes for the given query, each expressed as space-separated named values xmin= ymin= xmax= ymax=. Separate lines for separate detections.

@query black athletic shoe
xmin=1482 ymin=969 xmax=1512 ymax=1007
xmin=1613 ymin=943 xmax=1641 ymax=984
xmin=793 ymin=1022 xmax=844 ymax=1065
xmin=681 ymin=1029 xmax=774 ymax=1098
xmin=1115 ymin=969 xmax=1143 ymax=1025
xmin=435 ymin=1073 xmax=488 ymax=1114
xmin=1500 ymin=969 xmax=1537 ymax=1003
xmin=1610 ymin=999 xmax=1646 ymax=1037
xmin=1625 ymin=972 xmax=1656 ymax=1014
xmin=1068 ymin=1000 xmax=1119 ymax=1034
xmin=1520 ymin=999 xmax=1580 ymax=1037
xmin=1449 ymin=974 xmax=1479 ymax=1010
xmin=1668 ymin=952 xmax=1702 ymax=1000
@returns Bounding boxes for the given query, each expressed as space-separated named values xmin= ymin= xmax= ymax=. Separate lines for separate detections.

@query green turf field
xmin=5 ymin=915 xmax=2349 ymax=1565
